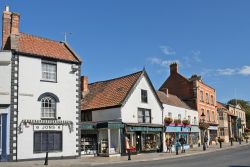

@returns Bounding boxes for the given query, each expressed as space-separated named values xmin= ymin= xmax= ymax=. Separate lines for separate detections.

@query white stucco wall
xmin=163 ymin=104 xmax=199 ymax=126
xmin=92 ymin=107 xmax=121 ymax=122
xmin=0 ymin=51 xmax=12 ymax=104
xmin=121 ymin=76 xmax=162 ymax=124
xmin=17 ymin=56 xmax=79 ymax=160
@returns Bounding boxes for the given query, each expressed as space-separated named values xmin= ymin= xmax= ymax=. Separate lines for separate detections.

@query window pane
xmin=42 ymin=63 xmax=56 ymax=81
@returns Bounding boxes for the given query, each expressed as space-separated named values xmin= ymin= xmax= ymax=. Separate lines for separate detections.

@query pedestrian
xmin=204 ymin=135 xmax=208 ymax=148
xmin=179 ymin=136 xmax=186 ymax=153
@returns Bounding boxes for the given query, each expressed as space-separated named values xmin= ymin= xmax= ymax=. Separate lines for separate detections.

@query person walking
xmin=179 ymin=136 xmax=186 ymax=153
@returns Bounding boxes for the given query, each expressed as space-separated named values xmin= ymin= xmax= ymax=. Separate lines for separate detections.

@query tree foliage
xmin=227 ymin=99 xmax=250 ymax=128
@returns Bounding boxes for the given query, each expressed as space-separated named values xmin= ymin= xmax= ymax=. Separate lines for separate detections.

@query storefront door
xmin=136 ymin=132 xmax=141 ymax=153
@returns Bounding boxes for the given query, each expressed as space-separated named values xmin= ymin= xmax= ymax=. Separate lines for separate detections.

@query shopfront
xmin=164 ymin=125 xmax=192 ymax=152
xmin=208 ymin=126 xmax=218 ymax=145
xmin=125 ymin=124 xmax=163 ymax=153
xmin=80 ymin=123 xmax=98 ymax=156
xmin=97 ymin=122 xmax=124 ymax=157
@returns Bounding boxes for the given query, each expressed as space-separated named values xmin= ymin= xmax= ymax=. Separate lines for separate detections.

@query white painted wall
xmin=0 ymin=51 xmax=12 ymax=104
xmin=121 ymin=76 xmax=162 ymax=124
xmin=92 ymin=107 xmax=121 ymax=122
xmin=163 ymin=104 xmax=199 ymax=126
xmin=17 ymin=56 xmax=79 ymax=160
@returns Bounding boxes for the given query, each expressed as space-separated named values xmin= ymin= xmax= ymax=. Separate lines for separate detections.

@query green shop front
xmin=124 ymin=124 xmax=163 ymax=154
xmin=96 ymin=122 xmax=124 ymax=157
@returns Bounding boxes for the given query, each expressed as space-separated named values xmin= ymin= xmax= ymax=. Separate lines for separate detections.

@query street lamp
xmin=201 ymin=112 xmax=206 ymax=151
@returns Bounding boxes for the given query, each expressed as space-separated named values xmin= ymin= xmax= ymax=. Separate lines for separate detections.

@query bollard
xmin=176 ymin=145 xmax=178 ymax=155
xmin=44 ymin=151 xmax=48 ymax=165
xmin=230 ymin=139 xmax=233 ymax=146
xmin=127 ymin=149 xmax=131 ymax=160
xmin=239 ymin=138 xmax=241 ymax=145
xmin=246 ymin=139 xmax=248 ymax=143
xmin=203 ymin=142 xmax=206 ymax=151
xmin=219 ymin=142 xmax=222 ymax=148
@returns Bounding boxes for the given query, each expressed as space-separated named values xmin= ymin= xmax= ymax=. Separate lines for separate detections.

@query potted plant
xmin=217 ymin=137 xmax=224 ymax=148
xmin=174 ymin=119 xmax=181 ymax=126
xmin=182 ymin=119 xmax=190 ymax=126
xmin=164 ymin=117 xmax=173 ymax=125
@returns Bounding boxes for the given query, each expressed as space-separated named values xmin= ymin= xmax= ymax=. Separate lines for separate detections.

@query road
xmin=101 ymin=145 xmax=250 ymax=167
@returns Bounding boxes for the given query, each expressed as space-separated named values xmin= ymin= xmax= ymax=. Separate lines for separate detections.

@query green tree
xmin=227 ymin=99 xmax=250 ymax=128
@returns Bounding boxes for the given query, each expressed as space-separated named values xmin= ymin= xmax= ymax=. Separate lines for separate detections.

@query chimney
xmin=2 ymin=6 xmax=20 ymax=49
xmin=170 ymin=62 xmax=178 ymax=74
xmin=81 ymin=76 xmax=89 ymax=93
xmin=166 ymin=88 xmax=169 ymax=97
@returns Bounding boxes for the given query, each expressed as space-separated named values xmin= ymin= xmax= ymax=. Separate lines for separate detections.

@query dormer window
xmin=141 ymin=89 xmax=148 ymax=103
xmin=42 ymin=61 xmax=57 ymax=82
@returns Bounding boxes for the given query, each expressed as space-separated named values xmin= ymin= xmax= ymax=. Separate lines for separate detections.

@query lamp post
xmin=201 ymin=112 xmax=206 ymax=151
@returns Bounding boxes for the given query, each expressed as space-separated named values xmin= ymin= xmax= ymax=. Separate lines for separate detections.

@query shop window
xmin=141 ymin=89 xmax=148 ymax=103
xmin=141 ymin=132 xmax=160 ymax=152
xmin=138 ymin=108 xmax=151 ymax=123
xmin=81 ymin=111 xmax=92 ymax=122
xmin=188 ymin=115 xmax=191 ymax=122
xmin=34 ymin=131 xmax=62 ymax=153
xmin=42 ymin=61 xmax=57 ymax=82
xmin=200 ymin=90 xmax=204 ymax=102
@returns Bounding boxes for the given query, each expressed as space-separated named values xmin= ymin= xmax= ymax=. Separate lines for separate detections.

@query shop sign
xmin=128 ymin=126 xmax=162 ymax=132
xmin=208 ymin=126 xmax=218 ymax=130
xmin=34 ymin=125 xmax=63 ymax=131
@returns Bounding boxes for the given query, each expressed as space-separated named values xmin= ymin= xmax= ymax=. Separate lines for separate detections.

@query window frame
xmin=138 ymin=108 xmax=151 ymax=123
xmin=206 ymin=93 xmax=209 ymax=104
xmin=141 ymin=89 xmax=148 ymax=103
xmin=200 ymin=90 xmax=204 ymax=102
xmin=41 ymin=61 xmax=57 ymax=82
xmin=81 ymin=111 xmax=92 ymax=122
xmin=33 ymin=131 xmax=62 ymax=153
xmin=41 ymin=96 xmax=57 ymax=119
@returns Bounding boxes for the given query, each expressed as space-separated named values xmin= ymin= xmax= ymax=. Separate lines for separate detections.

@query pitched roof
xmin=81 ymin=71 xmax=143 ymax=111
xmin=157 ymin=91 xmax=192 ymax=110
xmin=217 ymin=101 xmax=227 ymax=110
xmin=11 ymin=33 xmax=81 ymax=63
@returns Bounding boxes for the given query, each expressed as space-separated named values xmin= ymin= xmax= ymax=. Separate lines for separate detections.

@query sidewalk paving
xmin=1 ymin=142 xmax=249 ymax=167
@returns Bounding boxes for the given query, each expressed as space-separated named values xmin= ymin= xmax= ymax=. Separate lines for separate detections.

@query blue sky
xmin=1 ymin=0 xmax=250 ymax=103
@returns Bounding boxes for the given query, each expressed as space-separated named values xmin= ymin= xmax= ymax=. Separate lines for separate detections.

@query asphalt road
xmin=101 ymin=145 xmax=250 ymax=167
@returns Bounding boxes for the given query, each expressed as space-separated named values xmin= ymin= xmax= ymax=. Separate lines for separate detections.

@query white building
xmin=81 ymin=70 xmax=163 ymax=156
xmin=157 ymin=91 xmax=200 ymax=152
xmin=0 ymin=7 xmax=81 ymax=161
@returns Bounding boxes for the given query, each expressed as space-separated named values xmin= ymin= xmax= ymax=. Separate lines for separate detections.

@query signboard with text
xmin=33 ymin=125 xmax=63 ymax=131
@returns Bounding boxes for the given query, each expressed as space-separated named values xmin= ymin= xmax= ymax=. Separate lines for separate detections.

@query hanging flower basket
xmin=164 ymin=117 xmax=173 ymax=125
xmin=198 ymin=122 xmax=209 ymax=130
xmin=182 ymin=119 xmax=190 ymax=126
xmin=174 ymin=119 xmax=182 ymax=126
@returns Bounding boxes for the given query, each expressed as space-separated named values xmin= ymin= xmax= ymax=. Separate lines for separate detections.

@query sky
xmin=1 ymin=0 xmax=250 ymax=103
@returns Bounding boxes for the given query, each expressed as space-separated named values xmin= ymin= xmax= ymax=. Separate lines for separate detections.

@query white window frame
xmin=41 ymin=96 xmax=56 ymax=119
xmin=42 ymin=61 xmax=57 ymax=82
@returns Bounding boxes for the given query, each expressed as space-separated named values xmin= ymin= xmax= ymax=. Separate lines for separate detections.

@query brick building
xmin=159 ymin=63 xmax=218 ymax=144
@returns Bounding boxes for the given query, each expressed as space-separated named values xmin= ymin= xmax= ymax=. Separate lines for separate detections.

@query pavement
xmin=1 ymin=141 xmax=250 ymax=167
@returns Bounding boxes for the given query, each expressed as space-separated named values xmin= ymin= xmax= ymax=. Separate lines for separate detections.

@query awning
xmin=165 ymin=126 xmax=191 ymax=133
xmin=191 ymin=126 xmax=200 ymax=133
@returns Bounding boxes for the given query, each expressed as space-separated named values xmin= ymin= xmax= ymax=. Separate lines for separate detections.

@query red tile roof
xmin=157 ymin=91 xmax=192 ymax=110
xmin=81 ymin=71 xmax=143 ymax=111
xmin=12 ymin=33 xmax=80 ymax=63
